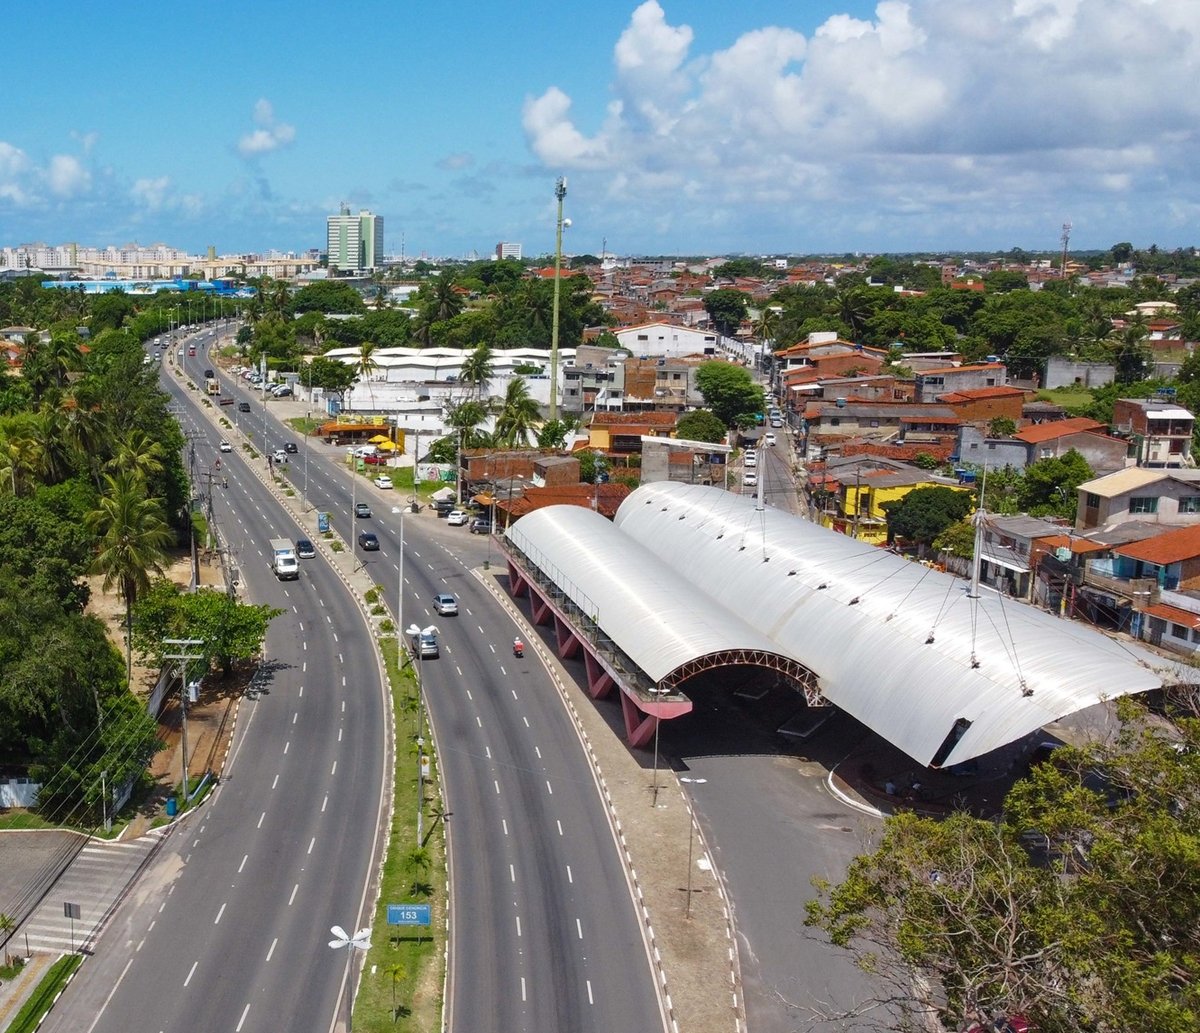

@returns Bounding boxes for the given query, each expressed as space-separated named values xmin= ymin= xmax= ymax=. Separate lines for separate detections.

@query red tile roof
xmin=1114 ymin=523 xmax=1200 ymax=565
xmin=1012 ymin=417 xmax=1105 ymax=444
xmin=1142 ymin=602 xmax=1200 ymax=630
xmin=938 ymin=386 xmax=1026 ymax=403
xmin=917 ymin=362 xmax=1006 ymax=376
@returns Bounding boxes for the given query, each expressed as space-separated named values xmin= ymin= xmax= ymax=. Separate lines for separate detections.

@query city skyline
xmin=1 ymin=1 xmax=1196 ymax=259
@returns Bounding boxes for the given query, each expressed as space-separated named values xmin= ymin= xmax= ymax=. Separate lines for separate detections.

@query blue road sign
xmin=317 ymin=512 xmax=329 ymax=533
xmin=387 ymin=903 xmax=431 ymax=926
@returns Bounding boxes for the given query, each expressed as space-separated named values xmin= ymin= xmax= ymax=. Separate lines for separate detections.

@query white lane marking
xmin=523 ymin=716 xmax=530 ymax=728
xmin=500 ymin=666 xmax=507 ymax=676
xmin=494 ymin=779 xmax=501 ymax=794
xmin=477 ymin=625 xmax=485 ymax=635
xmin=557 ymin=820 xmax=564 ymax=836
xmin=338 ymin=728 xmax=343 ymax=742
xmin=288 ymin=883 xmax=299 ymax=906
xmin=536 ymin=747 xmax=543 ymax=760
xmin=184 ymin=960 xmax=198 ymax=986
xmin=587 ymin=980 xmax=594 ymax=1005
xmin=236 ymin=1002 xmax=251 ymax=1031
xmin=516 ymin=915 xmax=522 ymax=937
xmin=322 ymin=794 xmax=328 ymax=812
xmin=466 ymin=689 xmax=473 ymax=701
xmin=299 ymin=684 xmax=304 ymax=696
xmin=489 ymin=643 xmax=496 ymax=654
xmin=238 ymin=854 xmax=248 ymax=873
xmin=510 ymin=864 xmax=516 ymax=883
xmin=266 ymin=937 xmax=278 ymax=961
xmin=283 ymin=741 xmax=289 ymax=754
xmin=521 ymin=977 xmax=527 ymax=1002
xmin=567 ymin=865 xmax=573 ymax=884
xmin=331 ymin=761 xmax=337 ymax=775
xmin=258 ymin=812 xmax=266 ymax=829
xmin=293 ymin=711 xmax=298 ymax=724
xmin=546 ymin=781 xmax=553 ymax=795
xmin=502 ymin=819 xmax=508 ymax=836
xmin=512 ymin=689 xmax=519 ymax=700
xmin=476 ymin=716 xmax=482 ymax=728
xmin=456 ymin=666 xmax=463 ymax=676
xmin=576 ymin=918 xmax=583 ymax=939
xmin=214 ymin=902 xmax=226 ymax=924
xmin=308 ymin=837 xmax=316 ymax=855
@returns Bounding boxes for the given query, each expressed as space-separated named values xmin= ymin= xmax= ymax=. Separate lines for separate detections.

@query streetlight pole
xmin=303 ymin=410 xmax=311 ymax=512
xmin=549 ymin=176 xmax=567 ymax=422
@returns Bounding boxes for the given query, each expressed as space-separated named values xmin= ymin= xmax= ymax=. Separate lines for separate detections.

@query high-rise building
xmin=327 ymin=205 xmax=384 ymax=273
xmin=495 ymin=241 xmax=522 ymax=261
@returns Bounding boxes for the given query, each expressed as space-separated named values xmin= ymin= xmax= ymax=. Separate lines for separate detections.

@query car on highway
xmin=742 ymin=471 xmax=758 ymax=487
xmin=763 ymin=432 xmax=777 ymax=446
xmin=272 ymin=449 xmax=287 ymax=463
xmin=358 ymin=530 xmax=379 ymax=550
xmin=411 ymin=627 xmax=439 ymax=658
xmin=446 ymin=509 xmax=469 ymax=526
xmin=469 ymin=517 xmax=491 ymax=535
xmin=375 ymin=475 xmax=393 ymax=490
xmin=188 ymin=345 xmax=196 ymax=356
xmin=433 ymin=593 xmax=458 ymax=616
xmin=284 ymin=442 xmax=298 ymax=454
xmin=296 ymin=538 xmax=316 ymax=559
xmin=238 ymin=401 xmax=251 ymax=412
xmin=219 ymin=441 xmax=233 ymax=453
xmin=355 ymin=502 xmax=371 ymax=518
xmin=204 ymin=368 xmax=214 ymax=379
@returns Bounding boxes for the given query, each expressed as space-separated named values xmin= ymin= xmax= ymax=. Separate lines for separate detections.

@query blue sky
xmin=2 ymin=1 xmax=1197 ymax=259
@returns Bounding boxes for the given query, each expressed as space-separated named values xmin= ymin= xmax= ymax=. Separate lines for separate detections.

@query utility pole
xmin=162 ymin=638 xmax=205 ymax=810
xmin=549 ymin=176 xmax=567 ymax=422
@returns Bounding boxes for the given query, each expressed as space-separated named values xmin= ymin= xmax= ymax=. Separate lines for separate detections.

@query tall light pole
xmin=549 ymin=176 xmax=567 ymax=422
xmin=328 ymin=925 xmax=370 ymax=1033
xmin=391 ymin=505 xmax=405 ymax=637
xmin=303 ymin=410 xmax=311 ymax=512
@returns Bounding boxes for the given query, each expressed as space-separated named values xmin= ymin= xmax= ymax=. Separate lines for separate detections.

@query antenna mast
xmin=1060 ymin=221 xmax=1072 ymax=279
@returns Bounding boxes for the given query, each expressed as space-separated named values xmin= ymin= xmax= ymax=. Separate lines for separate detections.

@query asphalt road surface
xmin=43 ymin=330 xmax=390 ymax=1033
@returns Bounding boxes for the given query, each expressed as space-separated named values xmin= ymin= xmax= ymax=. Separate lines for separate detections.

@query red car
xmin=362 ymin=453 xmax=389 ymax=465
xmin=188 ymin=346 xmax=196 ymax=356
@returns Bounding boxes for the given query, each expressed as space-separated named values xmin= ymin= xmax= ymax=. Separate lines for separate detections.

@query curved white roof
xmin=506 ymin=481 xmax=1175 ymax=768
xmin=505 ymin=505 xmax=794 ymax=686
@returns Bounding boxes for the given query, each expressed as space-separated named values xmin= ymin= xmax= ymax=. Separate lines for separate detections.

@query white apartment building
xmin=326 ymin=206 xmax=384 ymax=274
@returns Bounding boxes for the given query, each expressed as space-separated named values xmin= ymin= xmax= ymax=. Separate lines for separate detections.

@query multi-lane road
xmin=44 ymin=326 xmax=664 ymax=1033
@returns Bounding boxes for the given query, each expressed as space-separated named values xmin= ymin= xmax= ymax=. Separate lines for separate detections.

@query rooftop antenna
xmin=1060 ymin=221 xmax=1072 ymax=278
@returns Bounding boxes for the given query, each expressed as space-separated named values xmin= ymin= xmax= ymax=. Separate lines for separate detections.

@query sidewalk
xmin=0 ymin=952 xmax=56 ymax=1029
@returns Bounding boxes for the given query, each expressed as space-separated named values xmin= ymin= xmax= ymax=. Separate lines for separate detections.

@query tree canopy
xmin=675 ymin=408 xmax=728 ymax=444
xmin=703 ymin=288 xmax=750 ymax=336
xmin=883 ymin=486 xmax=974 ymax=545
xmin=695 ymin=362 xmax=762 ymax=428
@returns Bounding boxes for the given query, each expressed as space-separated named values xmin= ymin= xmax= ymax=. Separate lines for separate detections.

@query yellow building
xmin=810 ymin=457 xmax=972 ymax=544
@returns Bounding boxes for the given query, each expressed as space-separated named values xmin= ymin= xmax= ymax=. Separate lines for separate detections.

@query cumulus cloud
xmin=237 ymin=99 xmax=296 ymax=158
xmin=522 ymin=0 xmax=1200 ymax=247
xmin=132 ymin=175 xmax=172 ymax=209
xmin=47 ymin=155 xmax=91 ymax=198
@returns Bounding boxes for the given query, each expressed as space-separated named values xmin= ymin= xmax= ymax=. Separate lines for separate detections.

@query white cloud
xmin=132 ymin=175 xmax=172 ymax=209
xmin=47 ymin=154 xmax=91 ymax=198
xmin=522 ymin=0 xmax=1200 ymax=248
xmin=438 ymin=152 xmax=475 ymax=171
xmin=237 ymin=99 xmax=296 ymax=157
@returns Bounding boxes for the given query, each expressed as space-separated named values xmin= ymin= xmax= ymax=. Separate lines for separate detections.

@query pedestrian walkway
xmin=18 ymin=829 xmax=171 ymax=955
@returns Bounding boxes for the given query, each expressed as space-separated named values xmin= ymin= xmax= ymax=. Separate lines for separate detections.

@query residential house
xmin=1043 ymin=356 xmax=1115 ymax=389
xmin=563 ymin=348 xmax=625 ymax=415
xmin=974 ymin=515 xmax=1072 ymax=602
xmin=807 ymin=455 xmax=967 ymax=543
xmin=585 ymin=411 xmax=678 ymax=459
xmin=1075 ymin=467 xmax=1200 ymax=530
xmin=620 ymin=356 xmax=705 ymax=412
xmin=913 ymin=362 xmax=1007 ymax=403
xmin=936 ymin=385 xmax=1026 ymax=424
xmin=1111 ymin=398 xmax=1195 ymax=468
xmin=641 ymin=436 xmax=730 ymax=486
xmin=804 ymin=401 xmax=959 ymax=447
xmin=613 ymin=322 xmax=721 ymax=359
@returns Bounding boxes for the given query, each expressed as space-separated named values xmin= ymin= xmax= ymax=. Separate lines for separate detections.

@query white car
xmin=272 ymin=449 xmax=287 ymax=463
xmin=219 ymin=441 xmax=233 ymax=453
xmin=744 ymin=451 xmax=757 ymax=467
xmin=742 ymin=471 xmax=758 ymax=488
xmin=375 ymin=475 xmax=393 ymax=489
xmin=446 ymin=509 xmax=469 ymax=526
xmin=763 ymin=432 xmax=777 ymax=446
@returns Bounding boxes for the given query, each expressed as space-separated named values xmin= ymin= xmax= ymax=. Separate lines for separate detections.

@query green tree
xmin=1016 ymin=450 xmax=1093 ymax=518
xmin=493 ymin=378 xmax=541 ymax=448
xmin=933 ymin=517 xmax=975 ymax=559
xmin=675 ymin=408 xmax=728 ymax=444
xmin=704 ymin=288 xmax=749 ymax=336
xmin=807 ymin=708 xmax=1200 ymax=1033
xmin=987 ymin=416 xmax=1017 ymax=437
xmin=882 ymin=487 xmax=974 ymax=545
xmin=695 ymin=362 xmax=763 ymax=429
xmin=536 ymin=417 xmax=578 ymax=451
xmin=459 ymin=344 xmax=495 ymax=401
xmin=302 ymin=356 xmax=358 ymax=394
xmin=290 ymin=280 xmax=366 ymax=315
xmin=85 ymin=470 xmax=172 ymax=684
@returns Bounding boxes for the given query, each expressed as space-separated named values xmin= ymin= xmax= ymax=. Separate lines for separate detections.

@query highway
xmin=48 ymin=325 xmax=665 ymax=1033
xmin=44 ymin=329 xmax=389 ymax=1032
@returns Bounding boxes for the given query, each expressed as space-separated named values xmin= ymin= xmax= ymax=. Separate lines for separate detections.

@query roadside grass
xmin=0 ymin=812 xmax=56 ymax=832
xmin=352 ymin=637 xmax=445 ymax=1032
xmin=6 ymin=954 xmax=82 ymax=1033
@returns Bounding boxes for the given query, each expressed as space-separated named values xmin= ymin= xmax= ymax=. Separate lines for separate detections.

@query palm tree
xmin=459 ymin=345 xmax=494 ymax=401
xmin=107 ymin=429 xmax=166 ymax=483
xmin=431 ymin=271 xmax=463 ymax=322
xmin=493 ymin=378 xmax=541 ymax=448
xmin=386 ymin=962 xmax=407 ymax=1019
xmin=30 ymin=404 xmax=73 ymax=484
xmin=752 ymin=307 xmax=780 ymax=348
xmin=355 ymin=341 xmax=380 ymax=411
xmin=834 ymin=287 xmax=873 ymax=339
xmin=86 ymin=470 xmax=172 ymax=684
xmin=62 ymin=395 xmax=112 ymax=489
xmin=0 ymin=425 xmax=43 ymax=495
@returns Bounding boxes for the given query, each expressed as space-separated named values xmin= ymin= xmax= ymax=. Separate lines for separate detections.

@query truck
xmin=206 ymin=377 xmax=220 ymax=396
xmin=270 ymin=538 xmax=299 ymax=580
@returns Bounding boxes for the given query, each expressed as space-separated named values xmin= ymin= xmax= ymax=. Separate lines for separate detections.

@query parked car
xmin=434 ymin=499 xmax=455 ymax=517
xmin=296 ymin=538 xmax=316 ymax=559
xmin=358 ymin=530 xmax=379 ymax=551
xmin=446 ymin=509 xmax=469 ymax=526
xmin=433 ymin=593 xmax=458 ymax=616
xmin=363 ymin=453 xmax=388 ymax=465
xmin=375 ymin=475 xmax=393 ymax=490
xmin=219 ymin=441 xmax=233 ymax=453
xmin=469 ymin=517 xmax=492 ymax=535
xmin=284 ymin=442 xmax=298 ymax=454
xmin=744 ymin=451 xmax=757 ymax=467
xmin=355 ymin=502 xmax=371 ymax=518
xmin=272 ymin=385 xmax=293 ymax=397
xmin=742 ymin=471 xmax=758 ymax=487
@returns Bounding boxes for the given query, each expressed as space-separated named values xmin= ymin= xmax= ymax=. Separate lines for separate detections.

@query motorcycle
xmin=513 ymin=640 xmax=524 ymax=659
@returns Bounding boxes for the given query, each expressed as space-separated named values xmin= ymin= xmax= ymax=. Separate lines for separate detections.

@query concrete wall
xmin=957 ymin=426 xmax=1029 ymax=469
xmin=1044 ymin=357 xmax=1115 ymax=389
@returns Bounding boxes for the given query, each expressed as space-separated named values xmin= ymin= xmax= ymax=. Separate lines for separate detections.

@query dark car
xmin=469 ymin=518 xmax=492 ymax=535
xmin=358 ymin=531 xmax=379 ymax=551
xmin=296 ymin=538 xmax=316 ymax=559
xmin=434 ymin=499 xmax=455 ymax=517
xmin=284 ymin=442 xmax=298 ymax=454
xmin=355 ymin=502 xmax=371 ymax=518
xmin=203 ymin=368 xmax=214 ymax=379
xmin=238 ymin=401 xmax=251 ymax=412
